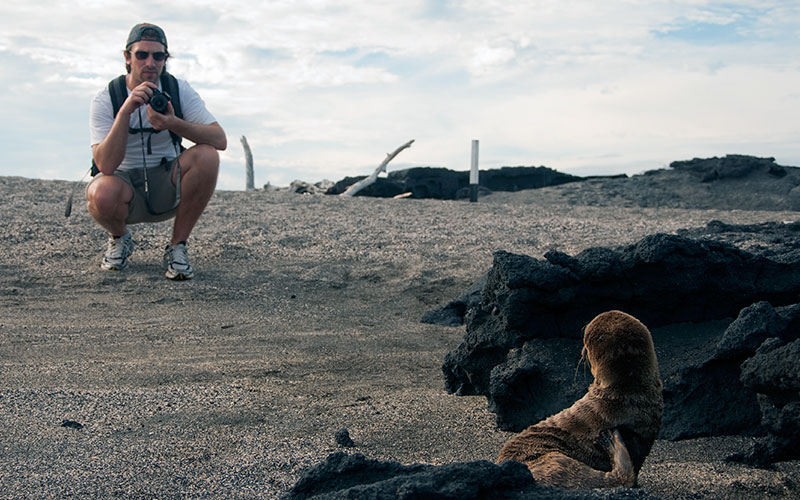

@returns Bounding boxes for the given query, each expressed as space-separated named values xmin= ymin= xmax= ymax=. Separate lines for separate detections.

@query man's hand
xmin=147 ymin=100 xmax=175 ymax=132
xmin=120 ymin=81 xmax=157 ymax=116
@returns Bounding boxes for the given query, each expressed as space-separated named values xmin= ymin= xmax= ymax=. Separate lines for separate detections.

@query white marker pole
xmin=470 ymin=139 xmax=479 ymax=202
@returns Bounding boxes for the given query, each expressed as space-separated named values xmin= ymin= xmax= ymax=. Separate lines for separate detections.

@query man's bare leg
xmin=86 ymin=175 xmax=133 ymax=236
xmin=170 ymin=143 xmax=219 ymax=245
xmin=86 ymin=175 xmax=135 ymax=270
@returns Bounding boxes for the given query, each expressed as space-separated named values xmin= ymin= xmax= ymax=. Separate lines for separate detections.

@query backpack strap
xmin=160 ymin=72 xmax=184 ymax=151
xmin=160 ymin=72 xmax=183 ymax=120
xmin=108 ymin=75 xmax=128 ymax=119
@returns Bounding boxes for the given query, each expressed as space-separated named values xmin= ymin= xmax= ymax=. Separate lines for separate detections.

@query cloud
xmin=1 ymin=1 xmax=799 ymax=189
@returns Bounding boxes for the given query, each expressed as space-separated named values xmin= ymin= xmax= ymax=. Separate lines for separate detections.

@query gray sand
xmin=1 ymin=176 xmax=798 ymax=499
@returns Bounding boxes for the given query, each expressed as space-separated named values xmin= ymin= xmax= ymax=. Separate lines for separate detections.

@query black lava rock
xmin=670 ymin=154 xmax=785 ymax=182
xmin=281 ymin=452 xmax=661 ymax=500
xmin=61 ymin=419 xmax=83 ymax=430
xmin=334 ymin=428 xmax=355 ymax=448
xmin=442 ymin=233 xmax=800 ymax=399
xmin=436 ymin=225 xmax=800 ymax=448
xmin=327 ymin=166 xmax=581 ymax=199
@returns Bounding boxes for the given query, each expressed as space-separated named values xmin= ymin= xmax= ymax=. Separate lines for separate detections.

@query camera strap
xmin=137 ymin=107 xmax=181 ymax=211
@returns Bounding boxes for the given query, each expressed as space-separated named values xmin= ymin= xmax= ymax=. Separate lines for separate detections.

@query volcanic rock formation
xmin=326 ymin=166 xmax=581 ymax=199
xmin=434 ymin=222 xmax=800 ymax=452
xmin=280 ymin=452 xmax=660 ymax=500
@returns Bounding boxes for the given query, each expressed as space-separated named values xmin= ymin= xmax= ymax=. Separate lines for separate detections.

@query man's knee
xmin=176 ymin=145 xmax=219 ymax=191
xmin=185 ymin=144 xmax=220 ymax=170
xmin=87 ymin=176 xmax=132 ymax=215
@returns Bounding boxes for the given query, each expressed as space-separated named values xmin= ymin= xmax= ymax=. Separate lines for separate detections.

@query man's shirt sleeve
xmin=89 ymin=87 xmax=115 ymax=147
xmin=178 ymin=79 xmax=217 ymax=125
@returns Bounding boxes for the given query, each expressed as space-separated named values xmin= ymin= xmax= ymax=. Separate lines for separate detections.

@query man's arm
xmin=148 ymin=103 xmax=227 ymax=151
xmin=92 ymin=105 xmax=132 ymax=175
xmin=91 ymin=82 xmax=156 ymax=175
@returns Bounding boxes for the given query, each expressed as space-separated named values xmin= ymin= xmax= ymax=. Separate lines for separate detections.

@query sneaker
xmin=101 ymin=232 xmax=134 ymax=270
xmin=163 ymin=242 xmax=194 ymax=280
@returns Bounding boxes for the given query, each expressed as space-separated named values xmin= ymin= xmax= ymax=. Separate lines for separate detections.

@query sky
xmin=1 ymin=1 xmax=799 ymax=191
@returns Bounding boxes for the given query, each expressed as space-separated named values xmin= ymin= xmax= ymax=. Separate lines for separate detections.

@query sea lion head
xmin=582 ymin=310 xmax=658 ymax=389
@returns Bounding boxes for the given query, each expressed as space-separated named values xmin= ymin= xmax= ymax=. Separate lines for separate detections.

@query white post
xmin=470 ymin=139 xmax=479 ymax=202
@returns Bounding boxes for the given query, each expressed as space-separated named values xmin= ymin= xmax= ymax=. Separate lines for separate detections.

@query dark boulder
xmin=480 ymin=166 xmax=581 ymax=192
xmin=729 ymin=306 xmax=800 ymax=465
xmin=442 ymin=233 xmax=800 ymax=399
xmin=487 ymin=338 xmax=591 ymax=431
xmin=388 ymin=167 xmax=467 ymax=199
xmin=334 ymin=428 xmax=356 ymax=448
xmin=659 ymin=301 xmax=800 ymax=440
xmin=327 ymin=166 xmax=582 ymax=199
xmin=281 ymin=452 xmax=661 ymax=500
xmin=436 ymin=225 xmax=800 ymax=447
xmin=670 ymin=154 xmax=786 ymax=182
xmin=741 ymin=337 xmax=800 ymax=395
xmin=713 ymin=301 xmax=787 ymax=361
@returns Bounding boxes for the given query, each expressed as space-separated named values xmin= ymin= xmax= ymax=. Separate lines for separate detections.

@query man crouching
xmin=87 ymin=22 xmax=226 ymax=280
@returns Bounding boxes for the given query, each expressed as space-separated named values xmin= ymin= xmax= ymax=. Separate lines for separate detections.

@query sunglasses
xmin=132 ymin=50 xmax=168 ymax=61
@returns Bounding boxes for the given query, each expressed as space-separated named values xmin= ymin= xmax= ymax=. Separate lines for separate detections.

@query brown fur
xmin=496 ymin=310 xmax=663 ymax=489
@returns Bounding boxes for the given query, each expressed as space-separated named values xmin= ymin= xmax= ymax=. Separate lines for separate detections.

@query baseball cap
xmin=126 ymin=23 xmax=167 ymax=49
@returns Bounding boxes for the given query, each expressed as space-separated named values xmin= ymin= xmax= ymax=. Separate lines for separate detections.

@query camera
xmin=149 ymin=88 xmax=171 ymax=114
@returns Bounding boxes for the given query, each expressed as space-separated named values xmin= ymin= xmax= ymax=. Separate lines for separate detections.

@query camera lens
xmin=150 ymin=90 xmax=169 ymax=114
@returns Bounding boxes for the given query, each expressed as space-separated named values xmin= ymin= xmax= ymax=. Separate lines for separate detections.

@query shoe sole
xmin=166 ymin=270 xmax=193 ymax=280
xmin=101 ymin=262 xmax=128 ymax=271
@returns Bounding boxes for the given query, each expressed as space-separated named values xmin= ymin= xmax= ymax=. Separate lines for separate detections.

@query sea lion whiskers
xmin=572 ymin=343 xmax=590 ymax=386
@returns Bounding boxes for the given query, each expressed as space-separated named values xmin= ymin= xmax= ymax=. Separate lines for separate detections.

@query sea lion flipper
xmin=523 ymin=437 xmax=633 ymax=490
xmin=605 ymin=429 xmax=635 ymax=488
xmin=616 ymin=426 xmax=654 ymax=473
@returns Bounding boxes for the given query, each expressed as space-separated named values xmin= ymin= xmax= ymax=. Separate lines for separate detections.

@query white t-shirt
xmin=89 ymin=76 xmax=217 ymax=171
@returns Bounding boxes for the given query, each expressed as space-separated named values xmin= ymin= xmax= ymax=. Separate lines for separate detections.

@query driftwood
xmin=341 ymin=139 xmax=415 ymax=197
xmin=241 ymin=136 xmax=254 ymax=191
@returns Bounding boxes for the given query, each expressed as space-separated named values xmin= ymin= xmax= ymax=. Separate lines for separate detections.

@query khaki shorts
xmin=89 ymin=158 xmax=180 ymax=223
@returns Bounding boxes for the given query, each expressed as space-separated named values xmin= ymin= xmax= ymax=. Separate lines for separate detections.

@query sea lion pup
xmin=497 ymin=310 xmax=663 ymax=489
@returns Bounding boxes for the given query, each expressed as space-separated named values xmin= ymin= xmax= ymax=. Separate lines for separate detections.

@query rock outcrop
xmin=729 ymin=304 xmax=800 ymax=466
xmin=536 ymin=155 xmax=800 ymax=211
xmin=434 ymin=223 xmax=800 ymax=454
xmin=326 ymin=166 xmax=581 ymax=199
xmin=670 ymin=154 xmax=787 ymax=182
xmin=442 ymin=229 xmax=800 ymax=397
xmin=281 ymin=452 xmax=660 ymax=500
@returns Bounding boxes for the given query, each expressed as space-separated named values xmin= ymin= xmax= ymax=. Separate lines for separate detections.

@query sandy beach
xmin=1 ymin=175 xmax=798 ymax=499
